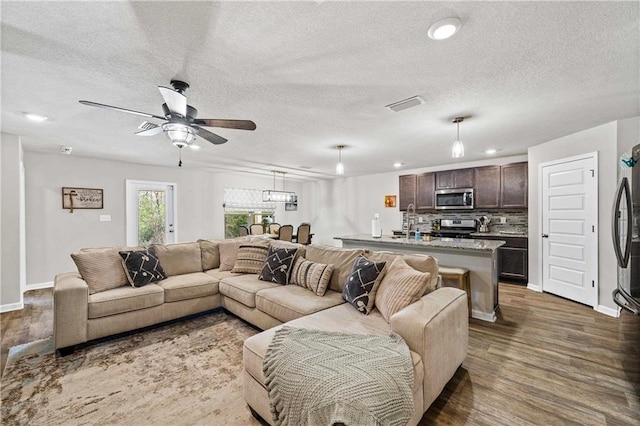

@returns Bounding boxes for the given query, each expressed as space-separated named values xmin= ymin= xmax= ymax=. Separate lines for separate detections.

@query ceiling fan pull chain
xmin=178 ymin=147 xmax=183 ymax=167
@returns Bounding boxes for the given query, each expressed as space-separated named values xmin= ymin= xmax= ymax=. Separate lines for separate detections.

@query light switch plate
xmin=100 ymin=215 xmax=111 ymax=222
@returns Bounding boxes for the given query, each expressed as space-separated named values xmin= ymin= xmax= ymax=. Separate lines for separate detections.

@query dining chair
xmin=295 ymin=223 xmax=312 ymax=245
xmin=238 ymin=225 xmax=249 ymax=236
xmin=250 ymin=224 xmax=264 ymax=235
xmin=278 ymin=225 xmax=294 ymax=242
xmin=269 ymin=223 xmax=281 ymax=234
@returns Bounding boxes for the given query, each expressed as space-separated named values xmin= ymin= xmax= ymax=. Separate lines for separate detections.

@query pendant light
xmin=336 ymin=145 xmax=345 ymax=175
xmin=262 ymin=171 xmax=296 ymax=202
xmin=451 ymin=117 xmax=465 ymax=158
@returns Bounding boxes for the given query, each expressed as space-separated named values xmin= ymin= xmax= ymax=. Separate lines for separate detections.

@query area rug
xmin=1 ymin=310 xmax=263 ymax=425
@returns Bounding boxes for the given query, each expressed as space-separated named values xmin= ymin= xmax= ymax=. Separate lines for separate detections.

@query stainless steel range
xmin=431 ymin=219 xmax=477 ymax=239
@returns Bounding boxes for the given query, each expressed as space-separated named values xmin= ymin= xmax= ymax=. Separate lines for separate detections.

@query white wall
xmin=23 ymin=151 xmax=305 ymax=285
xmin=528 ymin=121 xmax=624 ymax=314
xmin=304 ymin=154 xmax=528 ymax=246
xmin=1 ymin=133 xmax=26 ymax=311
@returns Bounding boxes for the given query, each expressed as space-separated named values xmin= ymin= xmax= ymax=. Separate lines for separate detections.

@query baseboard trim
xmin=595 ymin=304 xmax=620 ymax=318
xmin=472 ymin=310 xmax=497 ymax=322
xmin=527 ymin=282 xmax=542 ymax=292
xmin=1 ymin=301 xmax=24 ymax=313
xmin=26 ymin=281 xmax=54 ymax=291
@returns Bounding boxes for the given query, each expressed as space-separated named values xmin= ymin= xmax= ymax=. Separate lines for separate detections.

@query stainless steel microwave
xmin=435 ymin=188 xmax=474 ymax=210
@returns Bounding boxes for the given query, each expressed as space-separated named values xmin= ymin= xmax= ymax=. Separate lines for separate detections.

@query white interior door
xmin=541 ymin=153 xmax=598 ymax=307
xmin=126 ymin=180 xmax=177 ymax=246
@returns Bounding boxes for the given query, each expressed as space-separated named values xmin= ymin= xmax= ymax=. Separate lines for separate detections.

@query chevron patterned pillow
xmin=259 ymin=246 xmax=298 ymax=284
xmin=119 ymin=247 xmax=167 ymax=288
xmin=342 ymin=255 xmax=387 ymax=314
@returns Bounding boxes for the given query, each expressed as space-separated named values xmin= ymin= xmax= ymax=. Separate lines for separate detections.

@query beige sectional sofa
xmin=54 ymin=237 xmax=468 ymax=424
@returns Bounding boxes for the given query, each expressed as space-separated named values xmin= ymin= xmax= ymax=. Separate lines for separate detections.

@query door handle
xmin=541 ymin=233 xmax=549 ymax=238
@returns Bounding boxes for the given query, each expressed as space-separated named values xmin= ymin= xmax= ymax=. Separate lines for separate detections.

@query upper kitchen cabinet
xmin=416 ymin=172 xmax=435 ymax=210
xmin=501 ymin=162 xmax=528 ymax=208
xmin=436 ymin=168 xmax=474 ymax=189
xmin=474 ymin=166 xmax=501 ymax=209
xmin=399 ymin=174 xmax=417 ymax=211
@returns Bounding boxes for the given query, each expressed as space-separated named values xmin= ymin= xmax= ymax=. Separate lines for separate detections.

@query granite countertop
xmin=335 ymin=234 xmax=506 ymax=252
xmin=470 ymin=231 xmax=528 ymax=238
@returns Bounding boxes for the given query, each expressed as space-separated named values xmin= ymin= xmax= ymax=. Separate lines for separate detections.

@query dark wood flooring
xmin=2 ymin=285 xmax=639 ymax=424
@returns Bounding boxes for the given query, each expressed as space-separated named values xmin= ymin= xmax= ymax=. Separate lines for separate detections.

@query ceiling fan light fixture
xmin=163 ymin=123 xmax=196 ymax=147
xmin=428 ymin=17 xmax=462 ymax=40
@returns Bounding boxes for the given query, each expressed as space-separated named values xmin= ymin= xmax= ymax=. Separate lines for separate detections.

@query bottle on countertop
xmin=415 ymin=228 xmax=421 ymax=240
xmin=372 ymin=213 xmax=382 ymax=238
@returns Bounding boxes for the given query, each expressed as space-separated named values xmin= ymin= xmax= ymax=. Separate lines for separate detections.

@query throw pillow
xmin=289 ymin=256 xmax=335 ymax=296
xmin=231 ymin=244 xmax=270 ymax=274
xmin=119 ymin=247 xmax=167 ymax=288
xmin=259 ymin=246 xmax=298 ymax=285
xmin=342 ymin=255 xmax=387 ymax=314
xmin=198 ymin=239 xmax=221 ymax=270
xmin=71 ymin=248 xmax=129 ymax=294
xmin=375 ymin=257 xmax=432 ymax=322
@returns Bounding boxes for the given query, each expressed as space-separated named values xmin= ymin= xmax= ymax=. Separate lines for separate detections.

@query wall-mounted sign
xmin=62 ymin=187 xmax=103 ymax=213
xmin=384 ymin=195 xmax=397 ymax=208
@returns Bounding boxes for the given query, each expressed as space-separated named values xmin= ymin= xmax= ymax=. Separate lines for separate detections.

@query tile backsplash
xmin=402 ymin=210 xmax=527 ymax=233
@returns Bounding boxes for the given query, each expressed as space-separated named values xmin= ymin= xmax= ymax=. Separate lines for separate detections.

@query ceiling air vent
xmin=385 ymin=96 xmax=425 ymax=112
xmin=138 ymin=121 xmax=159 ymax=131
xmin=60 ymin=146 xmax=72 ymax=155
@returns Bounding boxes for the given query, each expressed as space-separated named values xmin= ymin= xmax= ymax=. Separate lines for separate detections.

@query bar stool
xmin=439 ymin=266 xmax=471 ymax=317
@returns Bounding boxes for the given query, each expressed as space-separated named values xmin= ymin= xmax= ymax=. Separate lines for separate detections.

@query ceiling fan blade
xmin=194 ymin=126 xmax=228 ymax=145
xmin=79 ymin=100 xmax=165 ymax=120
xmin=158 ymin=86 xmax=187 ymax=117
xmin=193 ymin=119 xmax=256 ymax=131
xmin=135 ymin=122 xmax=164 ymax=136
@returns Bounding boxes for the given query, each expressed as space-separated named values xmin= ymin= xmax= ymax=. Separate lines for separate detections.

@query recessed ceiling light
xmin=428 ymin=17 xmax=462 ymax=40
xmin=24 ymin=113 xmax=48 ymax=122
xmin=485 ymin=149 xmax=497 ymax=155
xmin=393 ymin=162 xmax=404 ymax=168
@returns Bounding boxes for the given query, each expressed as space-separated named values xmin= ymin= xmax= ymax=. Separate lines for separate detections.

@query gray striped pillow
xmin=71 ymin=248 xmax=129 ymax=294
xmin=290 ymin=257 xmax=335 ymax=296
xmin=375 ymin=256 xmax=431 ymax=322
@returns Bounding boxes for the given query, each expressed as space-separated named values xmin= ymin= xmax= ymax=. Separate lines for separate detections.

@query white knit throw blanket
xmin=262 ymin=327 xmax=415 ymax=426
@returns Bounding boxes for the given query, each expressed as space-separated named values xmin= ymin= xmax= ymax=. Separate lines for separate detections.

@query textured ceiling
xmin=2 ymin=1 xmax=638 ymax=181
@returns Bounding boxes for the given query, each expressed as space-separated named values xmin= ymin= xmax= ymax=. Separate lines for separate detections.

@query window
xmin=223 ymin=188 xmax=275 ymax=238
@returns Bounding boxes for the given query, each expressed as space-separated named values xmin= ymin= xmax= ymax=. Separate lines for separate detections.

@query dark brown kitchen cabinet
xmin=399 ymin=174 xmax=416 ymax=211
xmin=501 ymin=162 xmax=528 ymax=208
xmin=474 ymin=166 xmax=501 ymax=209
xmin=472 ymin=235 xmax=528 ymax=283
xmin=416 ymin=172 xmax=435 ymax=210
xmin=436 ymin=168 xmax=474 ymax=189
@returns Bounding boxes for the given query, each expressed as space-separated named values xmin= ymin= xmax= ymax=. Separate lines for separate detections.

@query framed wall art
xmin=62 ymin=187 xmax=103 ymax=213
xmin=384 ymin=195 xmax=397 ymax=208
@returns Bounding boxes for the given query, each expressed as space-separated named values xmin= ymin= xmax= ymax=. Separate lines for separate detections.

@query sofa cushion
xmin=231 ymin=244 xmax=270 ymax=274
xmin=204 ymin=268 xmax=243 ymax=281
xmin=158 ymin=272 xmax=219 ymax=302
xmin=376 ymin=257 xmax=432 ymax=322
xmin=304 ymin=245 xmax=365 ymax=292
xmin=88 ymin=284 xmax=164 ymax=319
xmin=259 ymin=246 xmax=298 ymax=285
xmin=255 ymin=286 xmax=344 ymax=323
xmin=219 ymin=274 xmax=281 ymax=308
xmin=71 ymin=248 xmax=129 ymax=294
xmin=342 ymin=255 xmax=387 ymax=315
xmin=198 ymin=239 xmax=221 ymax=270
xmin=289 ymin=256 xmax=334 ymax=296
xmin=153 ymin=242 xmax=203 ymax=276
xmin=119 ymin=247 xmax=167 ymax=287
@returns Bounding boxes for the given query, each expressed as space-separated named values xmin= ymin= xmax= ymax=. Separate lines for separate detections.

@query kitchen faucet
xmin=406 ymin=203 xmax=416 ymax=240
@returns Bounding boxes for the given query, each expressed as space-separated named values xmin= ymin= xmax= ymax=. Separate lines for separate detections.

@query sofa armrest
xmin=53 ymin=272 xmax=89 ymax=350
xmin=390 ymin=287 xmax=468 ymax=410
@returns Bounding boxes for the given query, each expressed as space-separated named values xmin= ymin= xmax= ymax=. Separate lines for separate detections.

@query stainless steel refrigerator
xmin=612 ymin=143 xmax=640 ymax=314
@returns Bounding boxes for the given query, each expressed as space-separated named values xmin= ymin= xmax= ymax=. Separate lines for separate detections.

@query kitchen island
xmin=335 ymin=234 xmax=506 ymax=322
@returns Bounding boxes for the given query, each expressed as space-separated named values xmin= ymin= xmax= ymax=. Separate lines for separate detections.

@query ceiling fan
xmin=79 ymin=80 xmax=256 ymax=165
